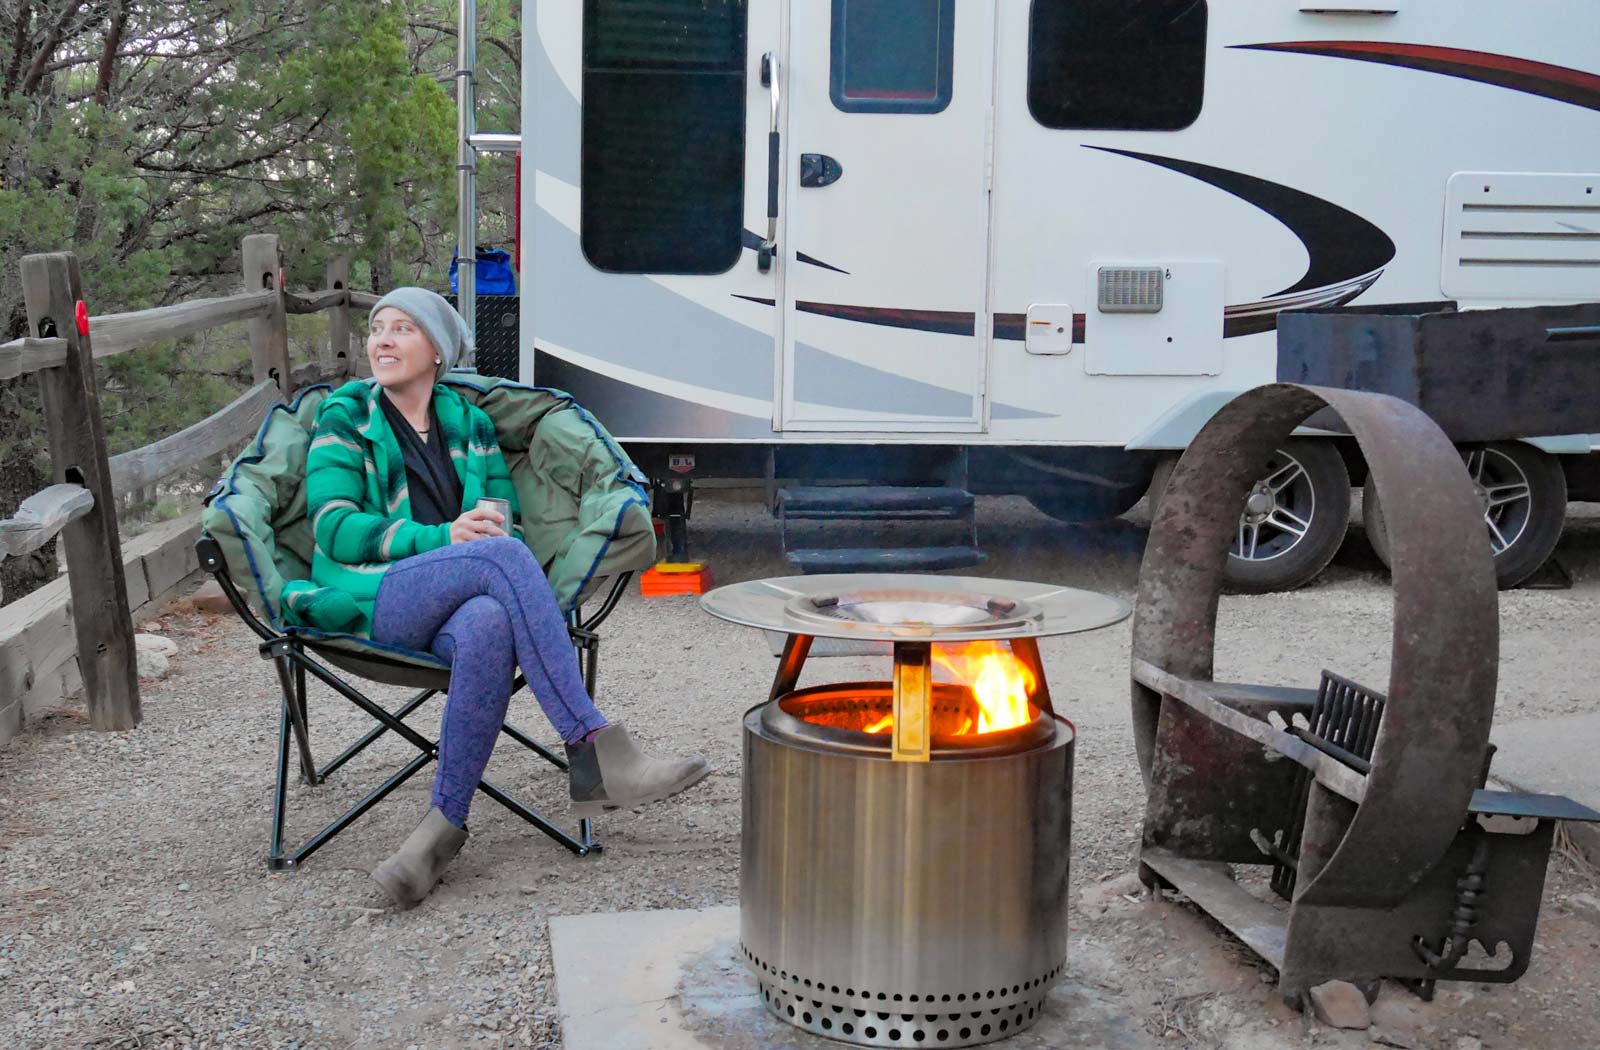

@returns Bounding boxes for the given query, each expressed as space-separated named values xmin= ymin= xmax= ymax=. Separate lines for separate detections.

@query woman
xmin=295 ymin=287 xmax=710 ymax=908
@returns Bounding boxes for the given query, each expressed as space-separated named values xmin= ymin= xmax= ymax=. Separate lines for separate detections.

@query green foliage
xmin=1 ymin=0 xmax=520 ymax=458
xmin=0 ymin=0 xmax=496 ymax=328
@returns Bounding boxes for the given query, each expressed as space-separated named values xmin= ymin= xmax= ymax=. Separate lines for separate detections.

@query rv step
xmin=778 ymin=485 xmax=974 ymax=520
xmin=786 ymin=546 xmax=987 ymax=574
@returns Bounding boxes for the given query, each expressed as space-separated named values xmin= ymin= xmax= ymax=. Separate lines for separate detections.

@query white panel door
xmin=778 ymin=0 xmax=994 ymax=431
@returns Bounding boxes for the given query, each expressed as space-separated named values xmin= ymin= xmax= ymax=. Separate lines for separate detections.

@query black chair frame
xmin=194 ymin=536 xmax=631 ymax=871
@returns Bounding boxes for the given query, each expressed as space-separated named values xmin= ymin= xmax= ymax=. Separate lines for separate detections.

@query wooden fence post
xmin=326 ymin=254 xmax=352 ymax=380
xmin=242 ymin=234 xmax=290 ymax=393
xmin=19 ymin=253 xmax=140 ymax=731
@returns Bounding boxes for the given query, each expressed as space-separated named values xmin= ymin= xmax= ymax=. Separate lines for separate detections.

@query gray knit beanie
xmin=368 ymin=287 xmax=473 ymax=380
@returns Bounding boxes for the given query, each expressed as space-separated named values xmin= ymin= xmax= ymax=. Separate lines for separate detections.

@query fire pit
xmin=702 ymin=574 xmax=1129 ymax=1048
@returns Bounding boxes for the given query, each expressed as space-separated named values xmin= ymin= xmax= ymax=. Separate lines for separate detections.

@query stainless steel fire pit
xmin=703 ymin=574 xmax=1129 ymax=1048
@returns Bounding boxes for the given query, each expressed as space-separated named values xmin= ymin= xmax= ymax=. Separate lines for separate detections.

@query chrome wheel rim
xmin=1230 ymin=450 xmax=1315 ymax=563
xmin=1465 ymin=448 xmax=1533 ymax=556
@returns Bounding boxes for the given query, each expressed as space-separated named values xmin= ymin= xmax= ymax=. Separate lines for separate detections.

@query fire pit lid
xmin=700 ymin=573 xmax=1129 ymax=642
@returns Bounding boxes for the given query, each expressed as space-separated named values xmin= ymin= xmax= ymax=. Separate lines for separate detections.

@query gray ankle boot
xmin=371 ymin=806 xmax=468 ymax=909
xmin=565 ymin=724 xmax=711 ymax=818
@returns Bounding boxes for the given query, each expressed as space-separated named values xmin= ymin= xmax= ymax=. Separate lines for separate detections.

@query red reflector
xmin=75 ymin=301 xmax=89 ymax=337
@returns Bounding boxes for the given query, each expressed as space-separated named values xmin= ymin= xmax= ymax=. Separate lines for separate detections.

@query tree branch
xmin=19 ymin=0 xmax=88 ymax=96
xmin=94 ymin=0 xmax=128 ymax=104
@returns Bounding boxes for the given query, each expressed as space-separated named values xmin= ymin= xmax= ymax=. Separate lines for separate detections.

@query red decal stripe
xmin=1238 ymin=41 xmax=1600 ymax=111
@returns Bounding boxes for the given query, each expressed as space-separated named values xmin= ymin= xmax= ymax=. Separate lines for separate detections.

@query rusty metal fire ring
xmin=1130 ymin=383 xmax=1498 ymax=908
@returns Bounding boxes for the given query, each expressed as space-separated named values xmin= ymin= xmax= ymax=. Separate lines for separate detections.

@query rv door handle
xmin=800 ymin=154 xmax=843 ymax=188
xmin=759 ymin=51 xmax=780 ymax=272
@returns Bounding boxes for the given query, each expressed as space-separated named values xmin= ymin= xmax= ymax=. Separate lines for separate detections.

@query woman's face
xmin=366 ymin=308 xmax=436 ymax=390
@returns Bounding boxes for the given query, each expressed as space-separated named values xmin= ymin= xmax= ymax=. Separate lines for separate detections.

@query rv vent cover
xmin=1442 ymin=172 xmax=1600 ymax=302
xmin=1098 ymin=267 xmax=1164 ymax=313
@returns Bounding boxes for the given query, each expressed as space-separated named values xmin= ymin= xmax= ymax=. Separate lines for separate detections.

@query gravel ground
xmin=2 ymin=490 xmax=1599 ymax=1049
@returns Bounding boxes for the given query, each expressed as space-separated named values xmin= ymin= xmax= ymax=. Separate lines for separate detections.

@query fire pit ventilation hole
xmin=754 ymin=962 xmax=1053 ymax=1047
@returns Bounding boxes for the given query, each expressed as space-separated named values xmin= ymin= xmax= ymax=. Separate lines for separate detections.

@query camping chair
xmin=196 ymin=375 xmax=656 ymax=870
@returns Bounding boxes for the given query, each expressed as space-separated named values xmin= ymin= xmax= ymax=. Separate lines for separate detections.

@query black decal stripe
xmin=797 ymin=251 xmax=849 ymax=275
xmin=735 ymin=295 xmax=976 ymax=336
xmin=1088 ymin=146 xmax=1396 ymax=298
xmin=993 ymin=313 xmax=1085 ymax=343
xmin=740 ymin=229 xmax=850 ymax=274
xmin=795 ymin=301 xmax=975 ymax=336
xmin=1234 ymin=41 xmax=1600 ymax=114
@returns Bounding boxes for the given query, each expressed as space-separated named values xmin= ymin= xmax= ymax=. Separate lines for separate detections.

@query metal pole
xmin=455 ymin=0 xmax=477 ymax=359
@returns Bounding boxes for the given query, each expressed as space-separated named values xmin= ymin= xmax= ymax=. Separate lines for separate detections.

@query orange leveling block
xmin=641 ymin=561 xmax=713 ymax=597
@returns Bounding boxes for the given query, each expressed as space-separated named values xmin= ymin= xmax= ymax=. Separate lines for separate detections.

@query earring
xmin=434 ymin=358 xmax=441 ymax=364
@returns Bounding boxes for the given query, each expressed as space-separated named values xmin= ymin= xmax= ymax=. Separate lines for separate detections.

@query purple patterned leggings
xmin=370 ymin=537 xmax=608 ymax=827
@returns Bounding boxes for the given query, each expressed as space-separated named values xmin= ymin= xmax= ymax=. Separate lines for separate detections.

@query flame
xmin=863 ymin=713 xmax=893 ymax=734
xmin=932 ymin=642 xmax=1036 ymax=733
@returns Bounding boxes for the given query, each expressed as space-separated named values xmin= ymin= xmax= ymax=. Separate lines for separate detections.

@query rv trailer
xmin=516 ymin=0 xmax=1600 ymax=589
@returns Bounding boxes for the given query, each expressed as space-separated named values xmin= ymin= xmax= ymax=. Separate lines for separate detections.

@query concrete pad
xmin=550 ymin=906 xmax=746 ymax=1050
xmin=1491 ymin=713 xmax=1600 ymax=862
xmin=550 ymin=907 xmax=1161 ymax=1050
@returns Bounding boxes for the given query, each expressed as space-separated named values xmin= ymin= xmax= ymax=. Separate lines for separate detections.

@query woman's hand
xmin=449 ymin=507 xmax=507 ymax=544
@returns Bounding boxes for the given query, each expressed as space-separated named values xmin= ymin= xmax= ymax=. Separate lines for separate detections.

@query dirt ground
xmin=2 ymin=491 xmax=1598 ymax=1049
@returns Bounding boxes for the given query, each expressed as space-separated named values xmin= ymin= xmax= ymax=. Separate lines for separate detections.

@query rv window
xmin=1028 ymin=0 xmax=1208 ymax=131
xmin=581 ymin=0 xmax=747 ymax=274
xmin=831 ymin=0 xmax=955 ymax=114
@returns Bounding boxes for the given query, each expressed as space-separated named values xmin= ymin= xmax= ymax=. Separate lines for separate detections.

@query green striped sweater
xmin=281 ymin=380 xmax=521 ymax=636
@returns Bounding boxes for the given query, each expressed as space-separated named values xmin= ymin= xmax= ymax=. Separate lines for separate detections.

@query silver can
xmin=474 ymin=497 xmax=511 ymax=531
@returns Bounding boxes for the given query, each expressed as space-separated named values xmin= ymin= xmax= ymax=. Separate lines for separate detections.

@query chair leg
xmin=261 ymin=642 xmax=604 ymax=867
xmin=273 ymin=652 xmax=318 ymax=786
xmin=318 ymin=687 xmax=437 ymax=782
xmin=268 ymin=696 xmax=294 ymax=870
xmin=477 ymin=776 xmax=598 ymax=856
xmin=290 ymin=752 xmax=435 ymax=868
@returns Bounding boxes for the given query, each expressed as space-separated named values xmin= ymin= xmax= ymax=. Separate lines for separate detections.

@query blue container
xmin=450 ymin=247 xmax=517 ymax=295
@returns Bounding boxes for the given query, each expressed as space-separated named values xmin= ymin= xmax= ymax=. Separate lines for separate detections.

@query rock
xmin=1370 ymin=987 xmax=1430 ymax=1036
xmin=1567 ymin=892 xmax=1600 ymax=925
xmin=136 ymin=647 xmax=170 ymax=681
xmin=135 ymin=633 xmax=179 ymax=657
xmin=187 ymin=579 xmax=235 ymax=616
xmin=1309 ymin=980 xmax=1372 ymax=1030
xmin=1455 ymin=1038 xmax=1482 ymax=1050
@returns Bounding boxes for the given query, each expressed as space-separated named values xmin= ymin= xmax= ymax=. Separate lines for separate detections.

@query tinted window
xmin=1028 ymin=0 xmax=1208 ymax=131
xmin=831 ymin=0 xmax=955 ymax=114
xmin=582 ymin=1 xmax=747 ymax=273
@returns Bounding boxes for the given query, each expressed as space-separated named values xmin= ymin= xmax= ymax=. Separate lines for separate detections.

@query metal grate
xmin=1268 ymin=670 xmax=1386 ymax=899
xmin=1097 ymin=266 xmax=1164 ymax=313
xmin=447 ymin=294 xmax=520 ymax=379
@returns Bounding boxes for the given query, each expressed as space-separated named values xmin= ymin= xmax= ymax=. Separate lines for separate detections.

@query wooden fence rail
xmin=0 ymin=337 xmax=68 ymax=382
xmin=107 ymin=379 xmax=280 ymax=495
xmin=89 ymin=290 xmax=279 ymax=361
xmin=0 ymin=233 xmax=376 ymax=740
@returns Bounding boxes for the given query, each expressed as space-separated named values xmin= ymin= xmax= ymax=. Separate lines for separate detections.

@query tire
xmin=1222 ymin=440 xmax=1352 ymax=594
xmin=1145 ymin=454 xmax=1180 ymax=513
xmin=1363 ymin=441 xmax=1566 ymax=590
xmin=1027 ymin=479 xmax=1149 ymax=523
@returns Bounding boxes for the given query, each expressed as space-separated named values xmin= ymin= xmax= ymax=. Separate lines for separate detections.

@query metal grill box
xmin=1277 ymin=300 xmax=1600 ymax=443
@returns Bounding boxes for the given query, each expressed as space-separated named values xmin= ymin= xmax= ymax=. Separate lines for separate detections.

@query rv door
xmin=778 ymin=0 xmax=995 ymax=432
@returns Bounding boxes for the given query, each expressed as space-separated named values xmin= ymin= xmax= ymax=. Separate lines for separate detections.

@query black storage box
xmin=1277 ymin=300 xmax=1600 ymax=442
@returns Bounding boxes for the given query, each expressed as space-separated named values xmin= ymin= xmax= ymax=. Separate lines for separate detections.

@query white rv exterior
xmin=517 ymin=0 xmax=1600 ymax=585
xmin=521 ymin=0 xmax=1598 ymax=442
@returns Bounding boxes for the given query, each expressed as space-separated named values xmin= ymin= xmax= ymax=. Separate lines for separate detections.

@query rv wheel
xmin=1222 ymin=440 xmax=1351 ymax=593
xmin=1364 ymin=441 xmax=1566 ymax=590
xmin=1026 ymin=479 xmax=1149 ymax=523
xmin=1144 ymin=454 xmax=1180 ymax=513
